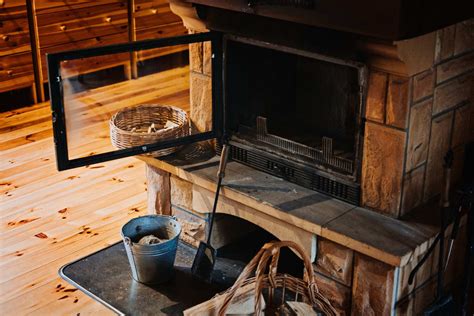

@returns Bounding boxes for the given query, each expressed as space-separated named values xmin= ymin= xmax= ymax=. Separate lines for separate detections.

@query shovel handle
xmin=206 ymin=145 xmax=230 ymax=243
xmin=217 ymin=145 xmax=230 ymax=179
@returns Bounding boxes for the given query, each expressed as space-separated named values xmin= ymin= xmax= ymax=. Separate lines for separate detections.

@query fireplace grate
xmin=238 ymin=117 xmax=354 ymax=175
xmin=218 ymin=143 xmax=360 ymax=205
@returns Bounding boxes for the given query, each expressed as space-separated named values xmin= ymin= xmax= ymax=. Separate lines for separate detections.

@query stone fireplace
xmin=140 ymin=1 xmax=473 ymax=314
xmin=169 ymin=1 xmax=473 ymax=219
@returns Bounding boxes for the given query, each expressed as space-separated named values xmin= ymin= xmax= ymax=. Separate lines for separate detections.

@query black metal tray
xmin=60 ymin=241 xmax=243 ymax=315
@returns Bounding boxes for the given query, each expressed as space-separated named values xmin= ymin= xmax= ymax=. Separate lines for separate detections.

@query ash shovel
xmin=191 ymin=144 xmax=230 ymax=280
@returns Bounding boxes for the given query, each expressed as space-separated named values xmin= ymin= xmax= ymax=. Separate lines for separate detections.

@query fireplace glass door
xmin=48 ymin=32 xmax=222 ymax=170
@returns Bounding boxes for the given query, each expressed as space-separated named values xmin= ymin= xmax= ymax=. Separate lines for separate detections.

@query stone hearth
xmin=140 ymin=150 xmax=466 ymax=315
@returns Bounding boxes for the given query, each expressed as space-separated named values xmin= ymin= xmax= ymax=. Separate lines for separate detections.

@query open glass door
xmin=48 ymin=32 xmax=222 ymax=170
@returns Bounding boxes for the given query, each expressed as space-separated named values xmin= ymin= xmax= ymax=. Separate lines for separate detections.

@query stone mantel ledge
xmin=138 ymin=153 xmax=441 ymax=267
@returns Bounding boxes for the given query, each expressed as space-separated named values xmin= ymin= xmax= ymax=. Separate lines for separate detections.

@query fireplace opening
xmin=227 ymin=40 xmax=359 ymax=155
xmin=224 ymin=37 xmax=366 ymax=204
xmin=211 ymin=214 xmax=303 ymax=280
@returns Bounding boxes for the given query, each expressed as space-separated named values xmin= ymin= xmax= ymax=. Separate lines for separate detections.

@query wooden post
xmin=30 ymin=84 xmax=38 ymax=104
xmin=146 ymin=164 xmax=171 ymax=215
xmin=26 ymin=0 xmax=45 ymax=103
xmin=127 ymin=0 xmax=138 ymax=79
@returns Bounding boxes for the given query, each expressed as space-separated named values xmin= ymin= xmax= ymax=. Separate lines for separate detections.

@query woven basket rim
xmin=216 ymin=241 xmax=337 ymax=316
xmin=109 ymin=104 xmax=188 ymax=137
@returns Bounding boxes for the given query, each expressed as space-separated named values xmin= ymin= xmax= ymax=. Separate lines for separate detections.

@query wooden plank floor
xmin=0 ymin=66 xmax=189 ymax=315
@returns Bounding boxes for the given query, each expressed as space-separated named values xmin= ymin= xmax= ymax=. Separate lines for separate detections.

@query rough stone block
xmin=452 ymin=103 xmax=472 ymax=148
xmin=401 ymin=165 xmax=426 ymax=216
xmin=146 ymin=165 xmax=171 ymax=215
xmin=190 ymin=71 xmax=212 ymax=133
xmin=396 ymin=252 xmax=439 ymax=316
xmin=433 ymin=72 xmax=473 ymax=115
xmin=436 ymin=52 xmax=474 ymax=84
xmin=398 ymin=232 xmax=449 ymax=314
xmin=192 ymin=185 xmax=317 ymax=261
xmin=454 ymin=19 xmax=474 ymax=56
xmin=189 ymin=41 xmax=203 ymax=73
xmin=362 ymin=122 xmax=406 ymax=217
xmin=396 ymin=259 xmax=416 ymax=315
xmin=365 ymin=71 xmax=387 ymax=123
xmin=314 ymin=238 xmax=353 ymax=287
xmin=412 ymin=69 xmax=434 ymax=103
xmin=412 ymin=243 xmax=438 ymax=314
xmin=313 ymin=271 xmax=351 ymax=315
xmin=424 ymin=111 xmax=454 ymax=201
xmin=435 ymin=25 xmax=455 ymax=63
xmin=386 ymin=75 xmax=410 ymax=129
xmin=203 ymin=40 xmax=212 ymax=76
xmin=406 ymin=98 xmax=432 ymax=171
xmin=351 ymin=253 xmax=395 ymax=315
xmin=173 ymin=206 xmax=206 ymax=248
xmin=170 ymin=175 xmax=193 ymax=211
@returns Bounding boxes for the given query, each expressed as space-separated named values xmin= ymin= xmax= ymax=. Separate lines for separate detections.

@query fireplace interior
xmin=227 ymin=40 xmax=360 ymax=155
xmin=224 ymin=37 xmax=365 ymax=204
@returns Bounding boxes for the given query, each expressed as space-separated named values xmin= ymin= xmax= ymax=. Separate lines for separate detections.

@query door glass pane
xmin=58 ymin=40 xmax=213 ymax=160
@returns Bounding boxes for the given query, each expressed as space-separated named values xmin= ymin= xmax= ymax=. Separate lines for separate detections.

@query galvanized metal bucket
xmin=121 ymin=215 xmax=181 ymax=284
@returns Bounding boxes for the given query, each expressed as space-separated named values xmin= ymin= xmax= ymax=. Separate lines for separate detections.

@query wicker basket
xmin=109 ymin=104 xmax=189 ymax=157
xmin=184 ymin=241 xmax=337 ymax=316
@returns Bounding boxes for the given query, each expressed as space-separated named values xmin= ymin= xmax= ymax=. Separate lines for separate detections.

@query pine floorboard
xmin=0 ymin=66 xmax=190 ymax=315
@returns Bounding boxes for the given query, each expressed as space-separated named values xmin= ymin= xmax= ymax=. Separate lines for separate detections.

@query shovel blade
xmin=191 ymin=242 xmax=217 ymax=279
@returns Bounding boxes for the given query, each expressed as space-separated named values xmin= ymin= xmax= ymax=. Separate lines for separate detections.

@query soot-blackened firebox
xmin=222 ymin=36 xmax=366 ymax=205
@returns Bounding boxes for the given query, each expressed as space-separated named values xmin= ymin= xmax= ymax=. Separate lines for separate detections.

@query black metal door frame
xmin=48 ymin=31 xmax=223 ymax=171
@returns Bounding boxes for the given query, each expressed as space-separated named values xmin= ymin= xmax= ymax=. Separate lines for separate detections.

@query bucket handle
xmin=123 ymin=235 xmax=139 ymax=281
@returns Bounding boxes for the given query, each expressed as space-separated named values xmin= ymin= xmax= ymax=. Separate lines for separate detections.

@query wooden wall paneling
xmin=0 ymin=18 xmax=30 ymax=51
xmin=38 ymin=33 xmax=129 ymax=80
xmin=137 ymin=44 xmax=188 ymax=63
xmin=134 ymin=1 xmax=181 ymax=29
xmin=0 ymin=52 xmax=35 ymax=94
xmin=134 ymin=0 xmax=187 ymax=65
xmin=58 ymin=53 xmax=131 ymax=80
xmin=34 ymin=0 xmax=122 ymax=11
xmin=1 ymin=0 xmax=188 ymax=105
xmin=0 ymin=0 xmax=27 ymax=19
xmin=135 ymin=23 xmax=188 ymax=63
xmin=0 ymin=0 xmax=36 ymax=99
xmin=36 ymin=0 xmax=129 ymax=83
xmin=0 ymin=52 xmax=33 ymax=84
xmin=135 ymin=19 xmax=188 ymax=41
xmin=36 ymin=4 xmax=128 ymax=47
xmin=127 ymin=0 xmax=138 ymax=80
